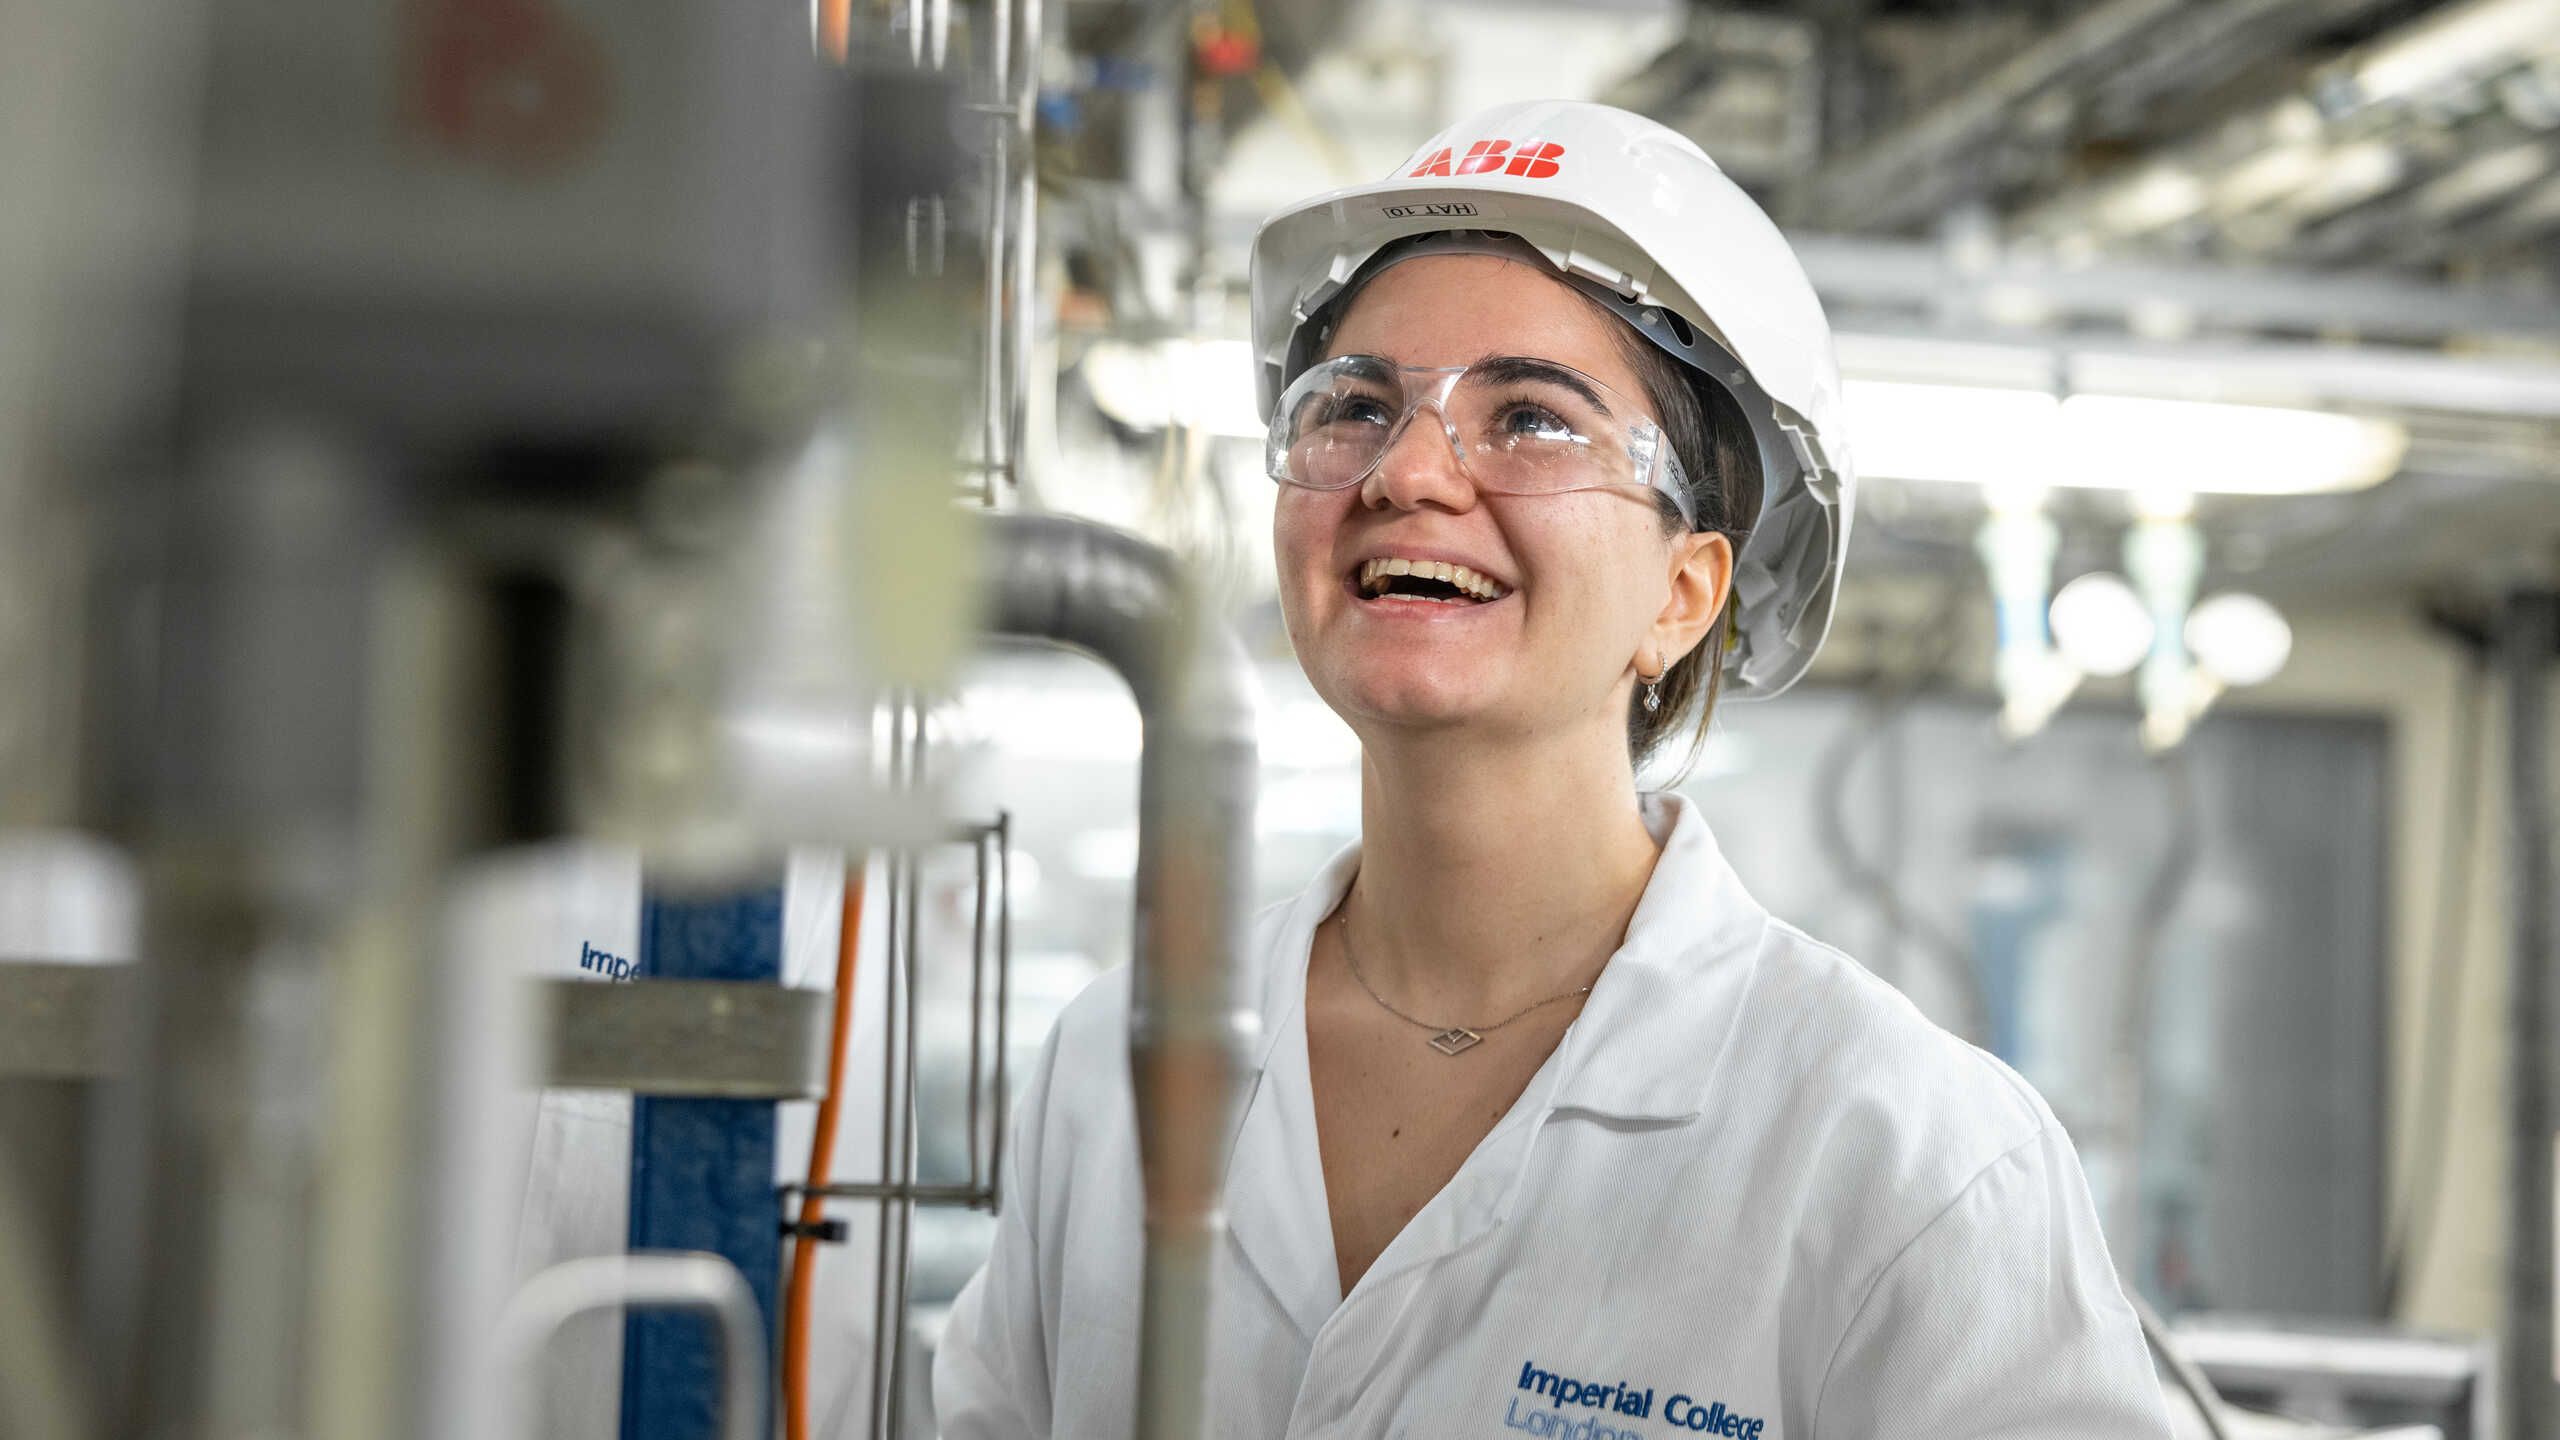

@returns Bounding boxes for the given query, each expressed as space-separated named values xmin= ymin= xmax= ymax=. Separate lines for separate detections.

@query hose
xmin=2131 ymin=1291 xmax=2235 ymax=1440
xmin=784 ymin=860 xmax=868 ymax=1440
xmin=1809 ymin=581 xmax=1996 ymax=1044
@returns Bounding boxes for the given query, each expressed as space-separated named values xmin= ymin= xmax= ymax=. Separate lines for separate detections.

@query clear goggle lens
xmin=1265 ymin=354 xmax=1696 ymax=529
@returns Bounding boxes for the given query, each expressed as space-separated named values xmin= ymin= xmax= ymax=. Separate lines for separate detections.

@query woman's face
xmin=1271 ymin=253 xmax=1708 ymax=750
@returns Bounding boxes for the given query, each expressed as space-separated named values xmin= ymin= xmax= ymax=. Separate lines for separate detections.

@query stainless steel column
xmin=2502 ymin=586 xmax=2557 ymax=1440
xmin=982 ymin=512 xmax=1258 ymax=1440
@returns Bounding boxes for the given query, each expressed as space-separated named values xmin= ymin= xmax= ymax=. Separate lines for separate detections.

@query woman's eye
xmin=1496 ymin=403 xmax=1575 ymax=441
xmin=1328 ymin=395 xmax=1393 ymax=427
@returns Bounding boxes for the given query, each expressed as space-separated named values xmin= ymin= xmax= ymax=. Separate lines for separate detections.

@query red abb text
xmin=1407 ymin=138 xmax=1566 ymax=180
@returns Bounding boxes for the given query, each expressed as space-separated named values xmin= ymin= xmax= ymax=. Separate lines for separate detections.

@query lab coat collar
xmin=1246 ymin=789 xmax=1767 ymax=1123
xmin=1221 ymin=791 xmax=1770 ymax=1339
xmin=1220 ymin=839 xmax=1367 ymax=1338
xmin=1552 ymin=789 xmax=1770 ymax=1119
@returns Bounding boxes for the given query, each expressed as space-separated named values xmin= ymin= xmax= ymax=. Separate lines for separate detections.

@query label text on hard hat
xmin=1408 ymin=139 xmax=1565 ymax=179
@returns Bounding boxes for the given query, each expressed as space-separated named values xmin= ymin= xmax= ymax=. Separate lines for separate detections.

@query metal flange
xmin=0 ymin=960 xmax=130 ymax=1078
xmin=540 ymin=977 xmax=829 ymax=1099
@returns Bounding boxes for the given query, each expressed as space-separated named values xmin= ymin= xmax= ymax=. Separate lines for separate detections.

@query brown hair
xmin=1608 ymin=319 xmax=1763 ymax=778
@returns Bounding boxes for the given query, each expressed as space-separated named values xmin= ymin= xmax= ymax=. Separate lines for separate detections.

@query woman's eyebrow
xmin=1473 ymin=356 xmax=1614 ymax=416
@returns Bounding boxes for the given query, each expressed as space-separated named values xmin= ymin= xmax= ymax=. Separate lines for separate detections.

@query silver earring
xmin=1642 ymin=675 xmax=1663 ymax=714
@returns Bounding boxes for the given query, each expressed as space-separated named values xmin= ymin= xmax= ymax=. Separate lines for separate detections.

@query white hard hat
xmin=1248 ymin=99 xmax=1853 ymax=700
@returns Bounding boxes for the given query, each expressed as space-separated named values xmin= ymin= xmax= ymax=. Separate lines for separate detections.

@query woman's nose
xmin=1360 ymin=407 xmax=1479 ymax=514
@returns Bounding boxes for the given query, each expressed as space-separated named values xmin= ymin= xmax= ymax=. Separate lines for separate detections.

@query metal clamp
xmin=540 ymin=977 xmax=830 ymax=1098
xmin=0 ymin=960 xmax=130 ymax=1079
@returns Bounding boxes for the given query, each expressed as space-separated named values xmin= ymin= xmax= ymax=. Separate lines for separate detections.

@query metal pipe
xmin=978 ymin=0 xmax=1015 ymax=492
xmin=967 ymin=822 xmax=990 ymax=1195
xmin=1005 ymin=0 xmax=1042 ymax=490
xmin=802 ymin=1180 xmax=988 ymax=1204
xmin=2003 ymin=0 xmax=2560 ymax=257
xmin=1798 ymin=0 xmax=2187 ymax=227
xmin=887 ymin=766 xmax=925 ymax=1438
xmin=991 ymin=808 xmax=1013 ymax=1202
xmin=868 ymin=701 xmax=915 ymax=1438
xmin=497 ymin=1252 xmax=763 ymax=1440
xmin=981 ymin=512 xmax=1259 ymax=1440
xmin=0 ymin=1142 xmax=93 ymax=1440
xmin=2500 ymin=587 xmax=2557 ymax=1440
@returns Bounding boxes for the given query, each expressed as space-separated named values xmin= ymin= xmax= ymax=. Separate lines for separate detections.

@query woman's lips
xmin=1338 ymin=570 xmax=1514 ymax=618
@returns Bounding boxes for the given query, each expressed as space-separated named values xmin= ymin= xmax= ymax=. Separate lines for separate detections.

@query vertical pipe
xmin=966 ymin=825 xmax=989 ymax=1195
xmin=990 ymin=811 xmax=1012 ymax=1205
xmin=868 ymin=702 xmax=909 ymax=1437
xmin=1006 ymin=0 xmax=1042 ymax=488
xmin=980 ymin=513 xmax=1259 ymax=1440
xmin=979 ymin=0 xmax=1015 ymax=493
xmin=2503 ymin=587 xmax=2557 ymax=1440
xmin=886 ymin=715 xmax=926 ymax=1436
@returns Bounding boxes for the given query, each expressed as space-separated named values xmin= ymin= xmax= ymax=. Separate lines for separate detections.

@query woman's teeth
xmin=1356 ymin=557 xmax=1510 ymax=601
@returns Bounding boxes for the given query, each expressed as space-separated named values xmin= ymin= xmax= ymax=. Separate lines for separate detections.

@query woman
xmin=936 ymin=100 xmax=2170 ymax=1438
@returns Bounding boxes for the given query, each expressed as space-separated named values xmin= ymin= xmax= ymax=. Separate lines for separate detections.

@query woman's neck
xmin=1343 ymin=721 xmax=1664 ymax=1018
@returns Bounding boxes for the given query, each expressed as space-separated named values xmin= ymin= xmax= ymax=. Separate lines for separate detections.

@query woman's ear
xmin=1649 ymin=529 xmax=1734 ymax=671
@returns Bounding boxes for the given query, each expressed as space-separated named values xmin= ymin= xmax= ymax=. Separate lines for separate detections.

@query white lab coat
xmin=933 ymin=791 xmax=2172 ymax=1439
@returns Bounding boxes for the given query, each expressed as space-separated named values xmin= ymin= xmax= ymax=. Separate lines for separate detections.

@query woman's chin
xmin=1327 ymin=670 xmax=1502 ymax=733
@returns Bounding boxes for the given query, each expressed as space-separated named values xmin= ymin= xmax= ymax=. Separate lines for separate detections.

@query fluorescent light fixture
xmin=1082 ymin=338 xmax=1265 ymax=439
xmin=1839 ymin=381 xmax=2058 ymax=490
xmin=2048 ymin=572 xmax=2154 ymax=678
xmin=1844 ymin=381 xmax=2407 ymax=496
xmin=2186 ymin=592 xmax=2294 ymax=686
xmin=2059 ymin=394 xmax=2405 ymax=495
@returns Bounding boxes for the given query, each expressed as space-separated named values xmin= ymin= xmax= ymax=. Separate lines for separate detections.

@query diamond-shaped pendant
xmin=1428 ymin=1027 xmax=1484 ymax=1056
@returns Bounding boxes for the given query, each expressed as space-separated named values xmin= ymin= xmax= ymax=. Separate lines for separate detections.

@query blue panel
xmin=622 ymin=883 xmax=785 ymax=1440
xmin=1967 ymin=836 xmax=2066 ymax=1067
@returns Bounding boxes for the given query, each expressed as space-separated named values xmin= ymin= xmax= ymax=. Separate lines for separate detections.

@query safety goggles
xmin=1264 ymin=354 xmax=1699 ymax=530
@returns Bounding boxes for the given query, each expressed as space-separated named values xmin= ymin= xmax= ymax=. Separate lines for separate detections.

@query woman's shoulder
xmin=1718 ymin=915 xmax=2061 ymax=1222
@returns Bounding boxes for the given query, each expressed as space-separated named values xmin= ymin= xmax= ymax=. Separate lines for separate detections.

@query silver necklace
xmin=1331 ymin=908 xmax=1595 ymax=1056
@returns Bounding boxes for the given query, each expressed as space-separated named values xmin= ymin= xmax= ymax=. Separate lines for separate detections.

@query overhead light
xmin=1839 ymin=381 xmax=2058 ymax=491
xmin=2048 ymin=572 xmax=2154 ymax=678
xmin=2186 ymin=592 xmax=2294 ymax=686
xmin=2289 ymin=141 xmax=2406 ymax=214
xmin=2059 ymin=394 xmax=2405 ymax=495
xmin=2213 ymin=143 xmax=2327 ymax=210
xmin=2099 ymin=167 xmax=2209 ymax=233
xmin=2338 ymin=0 xmax=2560 ymax=109
xmin=1843 ymin=381 xmax=2407 ymax=496
xmin=1081 ymin=338 xmax=1265 ymax=439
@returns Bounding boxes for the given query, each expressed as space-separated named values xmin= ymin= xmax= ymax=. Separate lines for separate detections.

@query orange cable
xmin=786 ymin=859 xmax=866 ymax=1440
xmin=817 ymin=0 xmax=851 ymax=63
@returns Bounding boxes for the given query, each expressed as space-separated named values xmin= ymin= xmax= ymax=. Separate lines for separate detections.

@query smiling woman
xmin=1264 ymin=240 xmax=1766 ymax=772
xmin=934 ymin=100 xmax=2174 ymax=1440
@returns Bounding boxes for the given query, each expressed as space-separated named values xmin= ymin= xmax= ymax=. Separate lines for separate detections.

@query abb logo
xmin=1408 ymin=138 xmax=1566 ymax=180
